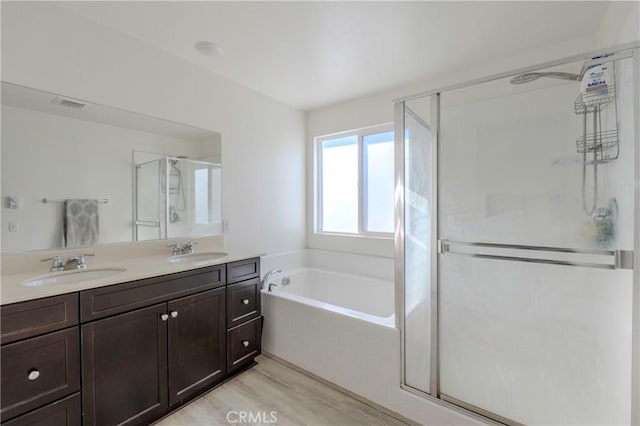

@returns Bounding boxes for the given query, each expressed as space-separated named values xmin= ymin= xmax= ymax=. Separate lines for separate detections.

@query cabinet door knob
xmin=28 ymin=369 xmax=40 ymax=380
xmin=170 ymin=311 xmax=178 ymax=318
xmin=242 ymin=340 xmax=250 ymax=347
xmin=241 ymin=299 xmax=250 ymax=305
xmin=160 ymin=313 xmax=169 ymax=321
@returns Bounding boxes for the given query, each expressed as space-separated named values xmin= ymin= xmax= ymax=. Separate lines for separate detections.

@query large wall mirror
xmin=1 ymin=82 xmax=222 ymax=253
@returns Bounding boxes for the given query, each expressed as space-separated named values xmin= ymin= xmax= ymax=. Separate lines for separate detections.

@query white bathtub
xmin=264 ymin=268 xmax=395 ymax=327
xmin=259 ymin=250 xmax=475 ymax=425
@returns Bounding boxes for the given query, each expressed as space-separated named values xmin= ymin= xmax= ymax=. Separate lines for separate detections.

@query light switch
xmin=6 ymin=196 xmax=18 ymax=209
xmin=8 ymin=221 xmax=18 ymax=232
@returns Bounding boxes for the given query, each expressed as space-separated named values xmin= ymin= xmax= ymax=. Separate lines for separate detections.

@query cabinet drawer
xmin=227 ymin=317 xmax=261 ymax=373
xmin=2 ymin=393 xmax=81 ymax=426
xmin=1 ymin=294 xmax=78 ymax=345
xmin=226 ymin=278 xmax=261 ymax=329
xmin=81 ymin=265 xmax=224 ymax=322
xmin=226 ymin=258 xmax=260 ymax=285
xmin=1 ymin=328 xmax=80 ymax=422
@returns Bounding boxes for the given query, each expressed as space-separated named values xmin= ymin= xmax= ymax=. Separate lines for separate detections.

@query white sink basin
xmin=167 ymin=252 xmax=228 ymax=264
xmin=22 ymin=268 xmax=126 ymax=287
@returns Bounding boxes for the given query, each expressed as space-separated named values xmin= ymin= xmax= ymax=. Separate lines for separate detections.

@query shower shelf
xmin=574 ymin=85 xmax=616 ymax=114
xmin=576 ymin=129 xmax=619 ymax=163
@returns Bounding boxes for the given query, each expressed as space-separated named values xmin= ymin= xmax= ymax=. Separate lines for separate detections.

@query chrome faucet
xmin=260 ymin=269 xmax=282 ymax=291
xmin=64 ymin=254 xmax=94 ymax=270
xmin=41 ymin=256 xmax=64 ymax=272
xmin=168 ymin=241 xmax=196 ymax=256
xmin=182 ymin=241 xmax=196 ymax=254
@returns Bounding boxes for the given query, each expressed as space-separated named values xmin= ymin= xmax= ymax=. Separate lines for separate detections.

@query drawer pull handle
xmin=170 ymin=311 xmax=178 ymax=318
xmin=160 ymin=314 xmax=169 ymax=321
xmin=241 ymin=299 xmax=250 ymax=305
xmin=242 ymin=340 xmax=250 ymax=347
xmin=28 ymin=369 xmax=40 ymax=381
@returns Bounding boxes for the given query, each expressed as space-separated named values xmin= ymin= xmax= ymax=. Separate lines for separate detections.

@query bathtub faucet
xmin=261 ymin=269 xmax=282 ymax=291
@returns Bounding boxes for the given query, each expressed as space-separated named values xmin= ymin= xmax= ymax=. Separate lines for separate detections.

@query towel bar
xmin=41 ymin=198 xmax=108 ymax=204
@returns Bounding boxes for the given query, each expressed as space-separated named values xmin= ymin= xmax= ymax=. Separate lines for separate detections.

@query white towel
xmin=63 ymin=199 xmax=99 ymax=247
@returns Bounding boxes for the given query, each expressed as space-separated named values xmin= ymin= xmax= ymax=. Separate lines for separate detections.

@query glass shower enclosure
xmin=134 ymin=156 xmax=222 ymax=241
xmin=396 ymin=44 xmax=639 ymax=425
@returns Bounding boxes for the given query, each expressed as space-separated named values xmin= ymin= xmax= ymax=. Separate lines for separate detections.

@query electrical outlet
xmin=222 ymin=220 xmax=229 ymax=233
xmin=8 ymin=221 xmax=18 ymax=232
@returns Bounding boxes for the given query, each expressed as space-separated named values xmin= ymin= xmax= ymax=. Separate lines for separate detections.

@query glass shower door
xmin=437 ymin=55 xmax=635 ymax=424
xmin=400 ymin=96 xmax=436 ymax=395
xmin=135 ymin=158 xmax=163 ymax=241
xmin=166 ymin=159 xmax=222 ymax=239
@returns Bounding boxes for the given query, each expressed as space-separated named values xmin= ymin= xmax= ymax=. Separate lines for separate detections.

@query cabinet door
xmin=167 ymin=287 xmax=226 ymax=406
xmin=82 ymin=303 xmax=168 ymax=426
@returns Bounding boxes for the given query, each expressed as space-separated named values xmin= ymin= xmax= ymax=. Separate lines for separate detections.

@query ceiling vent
xmin=52 ymin=96 xmax=87 ymax=110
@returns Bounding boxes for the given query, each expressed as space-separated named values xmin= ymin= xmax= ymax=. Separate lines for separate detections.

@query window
xmin=316 ymin=125 xmax=394 ymax=236
xmin=194 ymin=167 xmax=209 ymax=224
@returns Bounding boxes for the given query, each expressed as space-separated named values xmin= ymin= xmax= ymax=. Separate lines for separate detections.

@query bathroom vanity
xmin=0 ymin=256 xmax=262 ymax=426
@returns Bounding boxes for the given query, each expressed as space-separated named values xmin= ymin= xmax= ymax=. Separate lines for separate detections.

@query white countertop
xmin=1 ymin=248 xmax=261 ymax=305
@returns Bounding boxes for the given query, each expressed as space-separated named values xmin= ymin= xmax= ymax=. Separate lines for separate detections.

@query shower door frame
xmin=394 ymin=41 xmax=640 ymax=425
xmin=133 ymin=157 xmax=164 ymax=241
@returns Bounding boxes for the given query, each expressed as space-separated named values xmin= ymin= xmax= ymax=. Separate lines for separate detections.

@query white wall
xmin=1 ymin=105 xmax=215 ymax=252
xmin=1 ymin=2 xmax=306 ymax=255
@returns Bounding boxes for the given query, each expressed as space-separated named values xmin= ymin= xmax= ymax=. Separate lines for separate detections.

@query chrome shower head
xmin=510 ymin=71 xmax=580 ymax=85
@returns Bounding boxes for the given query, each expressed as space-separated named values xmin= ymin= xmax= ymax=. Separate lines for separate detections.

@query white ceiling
xmin=57 ymin=1 xmax=611 ymax=111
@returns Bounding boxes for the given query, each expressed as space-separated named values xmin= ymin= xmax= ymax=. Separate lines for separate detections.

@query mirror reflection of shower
xmin=510 ymin=56 xmax=621 ymax=245
xmin=168 ymin=156 xmax=187 ymax=223
xmin=134 ymin=153 xmax=222 ymax=241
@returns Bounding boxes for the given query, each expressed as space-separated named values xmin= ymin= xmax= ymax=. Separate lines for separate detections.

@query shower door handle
xmin=439 ymin=240 xmax=633 ymax=270
xmin=614 ymin=250 xmax=634 ymax=270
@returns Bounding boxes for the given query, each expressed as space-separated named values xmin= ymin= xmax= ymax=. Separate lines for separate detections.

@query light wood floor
xmin=157 ymin=355 xmax=409 ymax=426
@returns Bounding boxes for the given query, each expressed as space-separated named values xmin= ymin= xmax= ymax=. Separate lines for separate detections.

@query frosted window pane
xmin=321 ymin=135 xmax=358 ymax=233
xmin=364 ymin=131 xmax=394 ymax=233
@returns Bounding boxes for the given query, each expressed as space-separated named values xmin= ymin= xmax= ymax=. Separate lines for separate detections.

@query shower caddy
xmin=574 ymin=62 xmax=620 ymax=232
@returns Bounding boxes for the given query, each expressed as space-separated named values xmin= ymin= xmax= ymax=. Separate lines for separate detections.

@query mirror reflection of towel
xmin=63 ymin=199 xmax=99 ymax=247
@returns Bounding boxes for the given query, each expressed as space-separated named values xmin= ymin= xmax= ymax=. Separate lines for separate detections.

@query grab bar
xmin=439 ymin=240 xmax=633 ymax=270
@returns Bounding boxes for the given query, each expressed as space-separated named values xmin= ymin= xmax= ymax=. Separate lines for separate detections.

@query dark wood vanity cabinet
xmin=81 ymin=267 xmax=226 ymax=426
xmin=1 ymin=258 xmax=261 ymax=426
xmin=0 ymin=295 xmax=80 ymax=425
xmin=225 ymin=259 xmax=262 ymax=373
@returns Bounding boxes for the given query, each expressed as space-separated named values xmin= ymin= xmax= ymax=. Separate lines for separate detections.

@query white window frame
xmin=315 ymin=123 xmax=394 ymax=238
